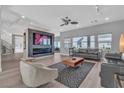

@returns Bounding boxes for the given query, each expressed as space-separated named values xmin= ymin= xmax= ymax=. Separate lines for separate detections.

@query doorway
xmin=13 ymin=35 xmax=24 ymax=53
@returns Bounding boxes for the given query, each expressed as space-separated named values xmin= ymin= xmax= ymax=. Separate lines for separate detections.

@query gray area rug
xmin=49 ymin=61 xmax=95 ymax=88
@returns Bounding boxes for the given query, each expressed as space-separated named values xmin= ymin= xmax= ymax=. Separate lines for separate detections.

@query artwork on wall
xmin=33 ymin=32 xmax=51 ymax=45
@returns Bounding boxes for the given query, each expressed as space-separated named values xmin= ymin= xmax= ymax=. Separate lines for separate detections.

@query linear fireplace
xmin=33 ymin=48 xmax=52 ymax=55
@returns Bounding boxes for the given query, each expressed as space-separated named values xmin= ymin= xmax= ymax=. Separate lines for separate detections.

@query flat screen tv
xmin=33 ymin=32 xmax=52 ymax=45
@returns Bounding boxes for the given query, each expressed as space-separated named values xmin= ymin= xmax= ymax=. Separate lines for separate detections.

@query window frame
xmin=98 ymin=33 xmax=112 ymax=50
xmin=64 ymin=38 xmax=71 ymax=48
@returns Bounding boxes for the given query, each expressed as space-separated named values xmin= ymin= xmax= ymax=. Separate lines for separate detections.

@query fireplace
xmin=33 ymin=48 xmax=52 ymax=55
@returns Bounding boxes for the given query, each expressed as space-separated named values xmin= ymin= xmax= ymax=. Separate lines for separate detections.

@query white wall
xmin=60 ymin=20 xmax=124 ymax=54
xmin=0 ymin=6 xmax=2 ymax=72
xmin=1 ymin=31 xmax=12 ymax=44
xmin=0 ymin=32 xmax=2 ymax=72
xmin=0 ymin=32 xmax=1 ymax=72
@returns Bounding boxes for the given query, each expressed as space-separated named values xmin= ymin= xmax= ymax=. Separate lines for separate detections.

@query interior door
xmin=14 ymin=35 xmax=23 ymax=53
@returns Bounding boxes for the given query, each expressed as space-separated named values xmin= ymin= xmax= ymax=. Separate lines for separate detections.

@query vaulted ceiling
xmin=1 ymin=5 xmax=124 ymax=36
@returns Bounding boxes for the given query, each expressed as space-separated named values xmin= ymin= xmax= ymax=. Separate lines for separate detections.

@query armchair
xmin=20 ymin=61 xmax=58 ymax=87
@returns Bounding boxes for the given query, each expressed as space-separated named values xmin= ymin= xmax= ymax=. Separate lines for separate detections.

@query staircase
xmin=1 ymin=39 xmax=13 ymax=54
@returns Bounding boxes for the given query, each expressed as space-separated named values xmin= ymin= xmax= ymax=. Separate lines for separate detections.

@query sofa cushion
xmin=87 ymin=49 xmax=99 ymax=54
xmin=105 ymin=53 xmax=121 ymax=60
xmin=74 ymin=49 xmax=79 ymax=53
xmin=78 ymin=49 xmax=87 ymax=53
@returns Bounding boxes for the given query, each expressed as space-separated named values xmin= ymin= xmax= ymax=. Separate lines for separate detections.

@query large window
xmin=72 ymin=36 xmax=88 ymax=48
xmin=54 ymin=41 xmax=60 ymax=48
xmin=64 ymin=38 xmax=71 ymax=48
xmin=98 ymin=33 xmax=112 ymax=50
xmin=81 ymin=36 xmax=88 ymax=48
xmin=90 ymin=36 xmax=95 ymax=49
xmin=72 ymin=37 xmax=82 ymax=48
xmin=14 ymin=35 xmax=23 ymax=53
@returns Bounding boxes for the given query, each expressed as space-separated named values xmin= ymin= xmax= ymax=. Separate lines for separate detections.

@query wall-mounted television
xmin=33 ymin=32 xmax=52 ymax=45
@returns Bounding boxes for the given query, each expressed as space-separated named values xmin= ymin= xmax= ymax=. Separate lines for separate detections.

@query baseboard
xmin=0 ymin=68 xmax=2 ymax=72
xmin=60 ymin=53 xmax=69 ymax=56
xmin=2 ymin=53 xmax=12 ymax=56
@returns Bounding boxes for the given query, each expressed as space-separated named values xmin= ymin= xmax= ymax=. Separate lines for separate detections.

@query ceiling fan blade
xmin=68 ymin=19 xmax=71 ymax=21
xmin=60 ymin=24 xmax=65 ymax=26
xmin=71 ymin=21 xmax=78 ymax=24
xmin=61 ymin=18 xmax=67 ymax=22
xmin=65 ymin=16 xmax=69 ymax=19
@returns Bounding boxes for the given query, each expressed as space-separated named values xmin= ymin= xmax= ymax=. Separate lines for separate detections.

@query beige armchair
xmin=20 ymin=61 xmax=58 ymax=87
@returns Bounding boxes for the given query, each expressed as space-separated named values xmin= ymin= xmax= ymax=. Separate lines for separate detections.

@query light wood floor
xmin=1 ymin=53 xmax=23 ymax=71
xmin=0 ymin=53 xmax=102 ymax=88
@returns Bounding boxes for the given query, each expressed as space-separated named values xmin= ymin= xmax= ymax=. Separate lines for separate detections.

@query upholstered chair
xmin=20 ymin=61 xmax=58 ymax=87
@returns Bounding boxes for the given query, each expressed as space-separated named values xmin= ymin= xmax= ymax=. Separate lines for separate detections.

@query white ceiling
xmin=2 ymin=5 xmax=124 ymax=36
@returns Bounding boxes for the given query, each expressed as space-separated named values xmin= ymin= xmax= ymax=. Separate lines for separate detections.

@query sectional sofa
xmin=71 ymin=48 xmax=101 ymax=60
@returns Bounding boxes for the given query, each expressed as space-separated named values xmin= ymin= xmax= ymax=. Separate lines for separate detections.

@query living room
xmin=0 ymin=2 xmax=124 ymax=90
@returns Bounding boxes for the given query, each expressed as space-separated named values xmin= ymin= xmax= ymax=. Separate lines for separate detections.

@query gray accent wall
xmin=28 ymin=28 xmax=54 ymax=57
xmin=60 ymin=20 xmax=124 ymax=54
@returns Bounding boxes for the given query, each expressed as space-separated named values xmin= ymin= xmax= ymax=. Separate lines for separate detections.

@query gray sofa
xmin=100 ymin=53 xmax=124 ymax=88
xmin=100 ymin=63 xmax=124 ymax=88
xmin=105 ymin=53 xmax=122 ymax=60
xmin=72 ymin=48 xmax=101 ymax=60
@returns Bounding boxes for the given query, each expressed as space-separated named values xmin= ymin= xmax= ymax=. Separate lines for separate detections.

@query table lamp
xmin=120 ymin=33 xmax=124 ymax=52
xmin=120 ymin=33 xmax=124 ymax=61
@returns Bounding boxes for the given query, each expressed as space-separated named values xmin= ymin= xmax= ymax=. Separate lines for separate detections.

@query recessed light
xmin=76 ymin=24 xmax=80 ymax=27
xmin=105 ymin=17 xmax=110 ymax=21
xmin=21 ymin=16 xmax=25 ymax=18
xmin=30 ymin=22 xmax=33 ymax=24
xmin=59 ymin=29 xmax=63 ymax=31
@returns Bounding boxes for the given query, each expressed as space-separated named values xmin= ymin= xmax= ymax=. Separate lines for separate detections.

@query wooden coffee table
xmin=63 ymin=57 xmax=84 ymax=67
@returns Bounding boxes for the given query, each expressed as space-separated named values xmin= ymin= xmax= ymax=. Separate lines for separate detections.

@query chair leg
xmin=116 ymin=75 xmax=122 ymax=88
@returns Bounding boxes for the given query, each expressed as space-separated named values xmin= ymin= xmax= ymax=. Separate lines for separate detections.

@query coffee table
xmin=63 ymin=57 xmax=84 ymax=67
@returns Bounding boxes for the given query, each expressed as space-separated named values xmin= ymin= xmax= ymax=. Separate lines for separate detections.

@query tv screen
xmin=33 ymin=32 xmax=51 ymax=45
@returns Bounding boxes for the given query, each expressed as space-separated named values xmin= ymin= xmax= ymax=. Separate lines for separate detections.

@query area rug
xmin=49 ymin=61 xmax=95 ymax=88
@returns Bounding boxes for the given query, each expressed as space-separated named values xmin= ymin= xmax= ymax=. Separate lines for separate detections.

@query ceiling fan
xmin=90 ymin=5 xmax=102 ymax=23
xmin=60 ymin=16 xmax=78 ymax=26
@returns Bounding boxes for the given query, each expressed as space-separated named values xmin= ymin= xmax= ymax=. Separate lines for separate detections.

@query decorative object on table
xmin=72 ymin=57 xmax=76 ymax=60
xmin=120 ymin=33 xmax=124 ymax=53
